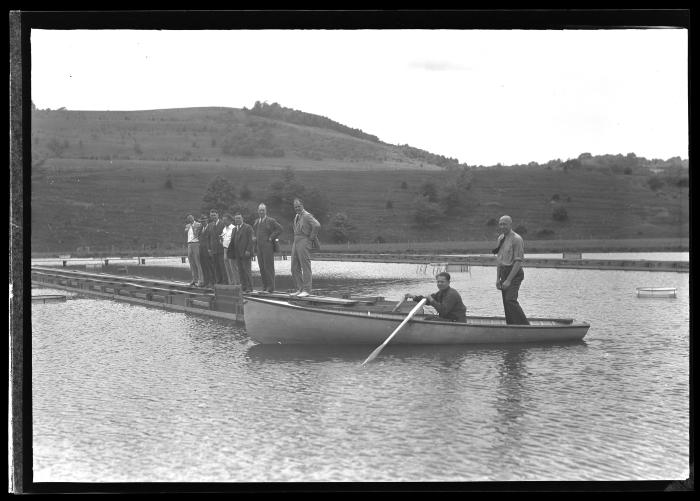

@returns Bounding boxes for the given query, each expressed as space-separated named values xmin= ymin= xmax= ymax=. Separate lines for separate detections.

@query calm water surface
xmin=32 ymin=262 xmax=689 ymax=482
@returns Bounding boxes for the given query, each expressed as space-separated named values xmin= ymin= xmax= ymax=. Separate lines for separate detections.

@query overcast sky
xmin=31 ymin=29 xmax=688 ymax=166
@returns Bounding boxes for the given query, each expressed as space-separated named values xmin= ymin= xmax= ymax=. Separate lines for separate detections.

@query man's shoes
xmin=297 ymin=291 xmax=310 ymax=297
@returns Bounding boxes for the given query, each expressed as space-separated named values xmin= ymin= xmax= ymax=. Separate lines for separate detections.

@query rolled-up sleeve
xmin=512 ymin=236 xmax=525 ymax=262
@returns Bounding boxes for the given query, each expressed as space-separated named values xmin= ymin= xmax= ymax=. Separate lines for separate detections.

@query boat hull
xmin=243 ymin=296 xmax=590 ymax=345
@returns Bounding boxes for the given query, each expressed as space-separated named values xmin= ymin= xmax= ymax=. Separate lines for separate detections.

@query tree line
xmin=247 ymin=101 xmax=380 ymax=143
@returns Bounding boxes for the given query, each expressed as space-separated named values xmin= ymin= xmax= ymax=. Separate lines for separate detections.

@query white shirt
xmin=221 ymin=224 xmax=234 ymax=249
xmin=187 ymin=225 xmax=198 ymax=244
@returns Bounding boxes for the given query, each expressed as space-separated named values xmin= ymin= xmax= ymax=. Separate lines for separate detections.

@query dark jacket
xmin=199 ymin=222 xmax=211 ymax=252
xmin=253 ymin=216 xmax=283 ymax=252
xmin=207 ymin=220 xmax=226 ymax=254
xmin=430 ymin=287 xmax=467 ymax=323
xmin=228 ymin=223 xmax=254 ymax=260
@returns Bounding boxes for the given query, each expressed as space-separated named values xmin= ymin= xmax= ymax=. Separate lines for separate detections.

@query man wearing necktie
xmin=253 ymin=203 xmax=283 ymax=293
xmin=291 ymin=198 xmax=321 ymax=297
xmin=231 ymin=213 xmax=255 ymax=292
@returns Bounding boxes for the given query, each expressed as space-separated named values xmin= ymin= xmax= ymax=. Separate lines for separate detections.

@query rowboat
xmin=635 ymin=287 xmax=677 ymax=298
xmin=243 ymin=295 xmax=590 ymax=345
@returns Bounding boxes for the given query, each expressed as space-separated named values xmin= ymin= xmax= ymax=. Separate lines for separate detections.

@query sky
xmin=31 ymin=29 xmax=688 ymax=166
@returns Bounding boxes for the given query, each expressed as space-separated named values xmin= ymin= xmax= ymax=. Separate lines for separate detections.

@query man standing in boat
xmin=253 ymin=203 xmax=283 ymax=293
xmin=494 ymin=215 xmax=530 ymax=325
xmin=408 ymin=271 xmax=467 ymax=322
xmin=291 ymin=197 xmax=321 ymax=297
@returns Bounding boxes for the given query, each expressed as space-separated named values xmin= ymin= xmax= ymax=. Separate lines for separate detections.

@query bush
xmin=412 ymin=195 xmax=445 ymax=227
xmin=400 ymin=181 xmax=408 ymax=190
xmin=240 ymin=185 xmax=252 ymax=201
xmin=164 ymin=177 xmax=173 ymax=190
xmin=328 ymin=212 xmax=355 ymax=243
xmin=536 ymin=228 xmax=555 ymax=238
xmin=514 ymin=225 xmax=527 ymax=235
xmin=551 ymin=194 xmax=560 ymax=202
xmin=373 ymin=236 xmax=386 ymax=244
xmin=647 ymin=176 xmax=664 ymax=191
xmin=486 ymin=218 xmax=498 ymax=226
xmin=419 ymin=181 xmax=439 ymax=202
xmin=385 ymin=200 xmax=393 ymax=209
xmin=552 ymin=206 xmax=568 ymax=222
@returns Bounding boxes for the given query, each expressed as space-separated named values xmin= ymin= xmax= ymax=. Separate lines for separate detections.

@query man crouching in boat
xmin=407 ymin=272 xmax=467 ymax=323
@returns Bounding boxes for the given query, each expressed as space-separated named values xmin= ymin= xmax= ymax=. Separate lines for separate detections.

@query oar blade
xmin=361 ymin=346 xmax=384 ymax=366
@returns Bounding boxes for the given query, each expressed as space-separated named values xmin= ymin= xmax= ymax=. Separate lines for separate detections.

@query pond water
xmin=31 ymin=261 xmax=689 ymax=482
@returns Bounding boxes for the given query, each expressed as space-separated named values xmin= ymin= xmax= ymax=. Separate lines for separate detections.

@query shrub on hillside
xmin=536 ymin=228 xmax=555 ymax=238
xmin=385 ymin=200 xmax=393 ymax=209
xmin=552 ymin=206 xmax=568 ymax=222
xmin=240 ymin=185 xmax=252 ymax=201
xmin=647 ymin=176 xmax=664 ymax=191
xmin=419 ymin=181 xmax=439 ymax=203
xmin=551 ymin=194 xmax=560 ymax=202
xmin=201 ymin=176 xmax=237 ymax=214
xmin=486 ymin=218 xmax=497 ymax=226
xmin=373 ymin=236 xmax=386 ymax=244
xmin=328 ymin=212 xmax=356 ymax=243
xmin=514 ymin=225 xmax=527 ymax=235
xmin=412 ymin=195 xmax=445 ymax=227
xmin=164 ymin=177 xmax=173 ymax=190
xmin=400 ymin=181 xmax=408 ymax=190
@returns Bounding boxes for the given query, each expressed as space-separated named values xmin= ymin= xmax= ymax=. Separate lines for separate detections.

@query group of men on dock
xmin=184 ymin=198 xmax=320 ymax=297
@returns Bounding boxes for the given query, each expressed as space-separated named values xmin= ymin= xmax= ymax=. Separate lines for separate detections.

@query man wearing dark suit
xmin=253 ymin=203 xmax=283 ymax=293
xmin=198 ymin=213 xmax=215 ymax=288
xmin=206 ymin=209 xmax=227 ymax=285
xmin=230 ymin=213 xmax=255 ymax=292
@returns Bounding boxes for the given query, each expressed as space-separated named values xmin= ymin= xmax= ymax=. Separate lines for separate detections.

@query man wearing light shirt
xmin=220 ymin=213 xmax=239 ymax=285
xmin=494 ymin=215 xmax=530 ymax=325
xmin=185 ymin=214 xmax=203 ymax=287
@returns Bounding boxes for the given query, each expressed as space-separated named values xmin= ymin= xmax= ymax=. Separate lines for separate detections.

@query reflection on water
xmin=32 ymin=261 xmax=689 ymax=482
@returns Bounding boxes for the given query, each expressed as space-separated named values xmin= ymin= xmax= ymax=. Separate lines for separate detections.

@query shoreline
xmin=31 ymin=237 xmax=689 ymax=259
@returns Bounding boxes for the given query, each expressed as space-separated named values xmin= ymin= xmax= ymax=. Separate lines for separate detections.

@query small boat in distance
xmin=243 ymin=295 xmax=590 ymax=345
xmin=635 ymin=287 xmax=677 ymax=298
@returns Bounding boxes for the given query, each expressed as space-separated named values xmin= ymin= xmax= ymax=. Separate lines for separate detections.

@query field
xmin=30 ymin=107 xmax=689 ymax=254
xmin=30 ymin=159 xmax=689 ymax=254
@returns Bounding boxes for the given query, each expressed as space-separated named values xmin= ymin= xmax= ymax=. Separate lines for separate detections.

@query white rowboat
xmin=635 ymin=287 xmax=677 ymax=298
xmin=243 ymin=296 xmax=590 ymax=345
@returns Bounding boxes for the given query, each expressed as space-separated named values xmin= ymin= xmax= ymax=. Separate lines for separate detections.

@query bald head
xmin=498 ymin=215 xmax=513 ymax=234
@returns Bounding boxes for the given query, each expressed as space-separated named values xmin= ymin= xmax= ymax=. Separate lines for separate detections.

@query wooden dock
xmin=31 ymin=266 xmax=245 ymax=323
xmin=310 ymin=253 xmax=689 ymax=273
xmin=30 ymin=266 xmax=393 ymax=323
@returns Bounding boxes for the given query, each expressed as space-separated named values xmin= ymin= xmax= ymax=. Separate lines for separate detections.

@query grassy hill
xmin=30 ymin=106 xmax=689 ymax=254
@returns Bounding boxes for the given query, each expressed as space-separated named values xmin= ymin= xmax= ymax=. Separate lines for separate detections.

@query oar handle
xmin=362 ymin=298 xmax=427 ymax=366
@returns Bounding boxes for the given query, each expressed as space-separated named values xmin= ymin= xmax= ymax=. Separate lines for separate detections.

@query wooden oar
xmin=361 ymin=298 xmax=427 ymax=366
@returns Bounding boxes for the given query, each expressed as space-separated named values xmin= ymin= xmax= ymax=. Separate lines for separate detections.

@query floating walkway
xmin=310 ymin=253 xmax=689 ymax=273
xmin=30 ymin=266 xmax=392 ymax=324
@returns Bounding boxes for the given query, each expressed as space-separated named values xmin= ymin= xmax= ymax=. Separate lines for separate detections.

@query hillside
xmin=31 ymin=106 xmax=446 ymax=171
xmin=30 ymin=105 xmax=689 ymax=254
